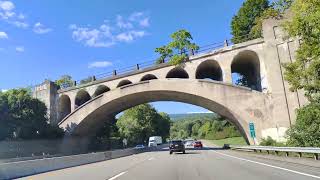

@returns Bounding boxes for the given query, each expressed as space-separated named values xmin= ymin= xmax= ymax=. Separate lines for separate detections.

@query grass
xmin=208 ymin=137 xmax=247 ymax=146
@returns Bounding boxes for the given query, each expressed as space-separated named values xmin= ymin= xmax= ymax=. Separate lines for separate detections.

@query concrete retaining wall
xmin=0 ymin=148 xmax=145 ymax=180
xmin=0 ymin=140 xmax=62 ymax=159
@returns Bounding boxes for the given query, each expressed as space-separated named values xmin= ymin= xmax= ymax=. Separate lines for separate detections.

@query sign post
xmin=249 ymin=122 xmax=256 ymax=145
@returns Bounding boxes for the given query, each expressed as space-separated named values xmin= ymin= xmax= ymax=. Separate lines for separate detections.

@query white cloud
xmin=116 ymin=30 xmax=146 ymax=42
xmin=1 ymin=89 xmax=8 ymax=92
xmin=116 ymin=15 xmax=133 ymax=29
xmin=70 ymin=11 xmax=150 ymax=48
xmin=33 ymin=22 xmax=52 ymax=34
xmin=88 ymin=61 xmax=113 ymax=68
xmin=0 ymin=1 xmax=14 ymax=11
xmin=129 ymin=12 xmax=144 ymax=21
xmin=0 ymin=1 xmax=29 ymax=29
xmin=17 ymin=13 xmax=24 ymax=19
xmin=0 ymin=31 xmax=8 ymax=39
xmin=15 ymin=46 xmax=24 ymax=52
xmin=9 ymin=20 xmax=28 ymax=28
xmin=71 ymin=24 xmax=115 ymax=48
xmin=139 ymin=18 xmax=149 ymax=27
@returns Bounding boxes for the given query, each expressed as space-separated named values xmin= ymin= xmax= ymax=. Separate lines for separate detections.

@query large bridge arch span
xmin=58 ymin=79 xmax=273 ymax=145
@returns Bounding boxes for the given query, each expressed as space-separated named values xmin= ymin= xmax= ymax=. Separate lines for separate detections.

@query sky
xmin=0 ymin=0 xmax=245 ymax=114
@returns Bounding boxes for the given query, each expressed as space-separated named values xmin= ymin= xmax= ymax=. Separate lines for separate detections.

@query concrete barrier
xmin=0 ymin=148 xmax=144 ymax=180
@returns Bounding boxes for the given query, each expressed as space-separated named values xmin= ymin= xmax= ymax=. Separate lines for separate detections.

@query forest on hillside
xmin=169 ymin=113 xmax=242 ymax=140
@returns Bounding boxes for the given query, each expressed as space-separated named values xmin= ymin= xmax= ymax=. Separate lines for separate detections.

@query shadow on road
xmin=172 ymin=151 xmax=201 ymax=155
xmin=150 ymin=146 xmax=226 ymax=152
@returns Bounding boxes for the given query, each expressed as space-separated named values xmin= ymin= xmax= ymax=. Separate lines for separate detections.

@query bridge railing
xmin=63 ymin=40 xmax=231 ymax=89
xmin=60 ymin=33 xmax=258 ymax=89
xmin=229 ymin=145 xmax=320 ymax=160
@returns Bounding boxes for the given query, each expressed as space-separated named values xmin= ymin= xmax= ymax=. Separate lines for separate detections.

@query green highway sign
xmin=249 ymin=122 xmax=256 ymax=138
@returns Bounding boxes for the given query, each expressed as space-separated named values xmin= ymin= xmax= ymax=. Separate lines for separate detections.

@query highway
xmin=18 ymin=145 xmax=320 ymax=180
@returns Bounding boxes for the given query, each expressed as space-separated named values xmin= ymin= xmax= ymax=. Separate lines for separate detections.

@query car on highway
xmin=134 ymin=144 xmax=145 ymax=149
xmin=169 ymin=140 xmax=185 ymax=154
xmin=193 ymin=141 xmax=203 ymax=148
xmin=184 ymin=140 xmax=194 ymax=148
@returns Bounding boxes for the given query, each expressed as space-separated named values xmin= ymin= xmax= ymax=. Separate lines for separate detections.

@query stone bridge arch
xmin=59 ymin=79 xmax=273 ymax=145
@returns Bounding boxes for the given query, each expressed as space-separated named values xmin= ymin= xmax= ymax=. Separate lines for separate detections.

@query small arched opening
xmin=117 ymin=79 xmax=132 ymax=88
xmin=231 ymin=50 xmax=261 ymax=91
xmin=93 ymin=85 xmax=110 ymax=97
xmin=75 ymin=89 xmax=91 ymax=108
xmin=58 ymin=95 xmax=71 ymax=121
xmin=166 ymin=67 xmax=189 ymax=79
xmin=196 ymin=60 xmax=223 ymax=81
xmin=140 ymin=74 xmax=158 ymax=82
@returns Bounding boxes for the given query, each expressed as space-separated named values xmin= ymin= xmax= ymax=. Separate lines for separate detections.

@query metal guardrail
xmin=229 ymin=145 xmax=320 ymax=160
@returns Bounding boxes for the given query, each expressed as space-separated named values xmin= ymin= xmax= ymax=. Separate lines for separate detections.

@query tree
xmin=155 ymin=29 xmax=199 ymax=66
xmin=286 ymin=103 xmax=320 ymax=147
xmin=282 ymin=0 xmax=320 ymax=147
xmin=80 ymin=76 xmax=92 ymax=85
xmin=116 ymin=104 xmax=170 ymax=145
xmin=283 ymin=0 xmax=320 ymax=102
xmin=231 ymin=0 xmax=270 ymax=43
xmin=155 ymin=45 xmax=173 ymax=64
xmin=249 ymin=0 xmax=293 ymax=42
xmin=55 ymin=75 xmax=74 ymax=89
xmin=0 ymin=89 xmax=64 ymax=140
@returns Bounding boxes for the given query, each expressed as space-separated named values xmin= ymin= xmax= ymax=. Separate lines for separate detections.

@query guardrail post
xmin=285 ymin=152 xmax=289 ymax=157
xmin=136 ymin=64 xmax=140 ymax=70
xmin=298 ymin=152 xmax=302 ymax=158
xmin=275 ymin=151 xmax=279 ymax=155
xmin=113 ymin=70 xmax=117 ymax=76
xmin=314 ymin=153 xmax=319 ymax=160
xmin=267 ymin=150 xmax=270 ymax=154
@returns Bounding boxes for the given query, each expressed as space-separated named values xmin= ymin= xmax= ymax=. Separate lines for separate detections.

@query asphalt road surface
xmin=18 ymin=146 xmax=320 ymax=180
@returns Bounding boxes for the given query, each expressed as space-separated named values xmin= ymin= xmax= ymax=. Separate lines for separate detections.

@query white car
xmin=134 ymin=144 xmax=145 ymax=149
xmin=184 ymin=140 xmax=194 ymax=148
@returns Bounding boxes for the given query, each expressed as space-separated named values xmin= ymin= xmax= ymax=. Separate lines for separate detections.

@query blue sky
xmin=0 ymin=0 xmax=245 ymax=114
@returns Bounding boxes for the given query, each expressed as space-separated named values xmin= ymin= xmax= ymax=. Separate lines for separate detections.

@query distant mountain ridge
xmin=169 ymin=112 xmax=217 ymax=121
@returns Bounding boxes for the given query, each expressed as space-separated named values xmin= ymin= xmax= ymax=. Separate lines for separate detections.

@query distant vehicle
xmin=148 ymin=136 xmax=162 ymax=147
xmin=134 ymin=144 xmax=145 ymax=149
xmin=193 ymin=141 xmax=203 ymax=148
xmin=169 ymin=140 xmax=185 ymax=154
xmin=184 ymin=140 xmax=194 ymax=148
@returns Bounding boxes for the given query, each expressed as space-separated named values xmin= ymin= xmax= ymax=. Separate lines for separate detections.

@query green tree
xmin=286 ymin=103 xmax=320 ymax=147
xmin=55 ymin=75 xmax=74 ymax=89
xmin=155 ymin=45 xmax=173 ymax=64
xmin=0 ymin=89 xmax=64 ymax=140
xmin=231 ymin=0 xmax=270 ymax=43
xmin=155 ymin=29 xmax=199 ymax=66
xmin=283 ymin=0 xmax=320 ymax=101
xmin=116 ymin=104 xmax=170 ymax=145
xmin=191 ymin=122 xmax=201 ymax=137
xmin=249 ymin=0 xmax=293 ymax=42
xmin=198 ymin=121 xmax=211 ymax=138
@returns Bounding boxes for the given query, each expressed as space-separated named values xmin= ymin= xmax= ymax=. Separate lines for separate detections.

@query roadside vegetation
xmin=283 ymin=0 xmax=320 ymax=147
xmin=0 ymin=89 xmax=64 ymax=141
xmin=169 ymin=113 xmax=242 ymax=142
xmin=209 ymin=137 xmax=247 ymax=147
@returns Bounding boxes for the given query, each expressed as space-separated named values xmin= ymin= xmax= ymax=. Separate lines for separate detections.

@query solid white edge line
xmin=108 ymin=171 xmax=127 ymax=180
xmin=213 ymin=151 xmax=320 ymax=179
